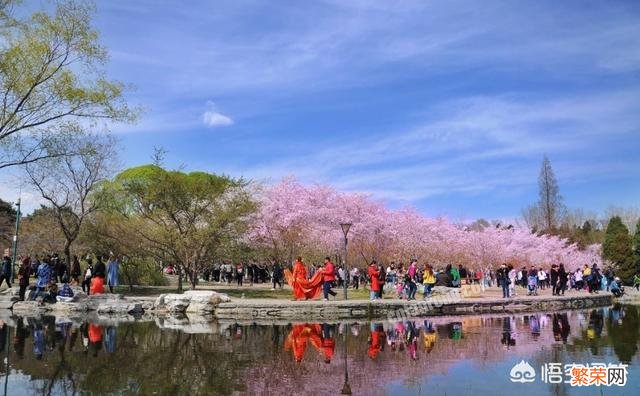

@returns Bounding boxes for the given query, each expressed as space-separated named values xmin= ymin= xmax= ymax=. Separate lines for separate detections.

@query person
xmin=422 ymin=264 xmax=436 ymax=298
xmin=17 ymin=257 xmax=31 ymax=301
xmin=634 ymin=273 xmax=640 ymax=291
xmin=557 ymin=264 xmax=568 ymax=296
xmin=527 ymin=267 xmax=538 ymax=296
xmin=508 ymin=265 xmax=517 ymax=297
xmin=450 ymin=264 xmax=461 ymax=287
xmin=589 ymin=264 xmax=601 ymax=294
xmin=283 ymin=257 xmax=323 ymax=300
xmin=367 ymin=261 xmax=381 ymax=300
xmin=82 ymin=259 xmax=94 ymax=295
xmin=70 ymin=255 xmax=81 ymax=285
xmin=377 ymin=264 xmax=386 ymax=299
xmin=106 ymin=255 xmax=119 ymax=293
xmin=0 ymin=256 xmax=11 ymax=288
xmin=350 ymin=267 xmax=360 ymax=289
xmin=583 ymin=264 xmax=592 ymax=292
xmin=537 ymin=267 xmax=547 ymax=290
xmin=574 ymin=267 xmax=584 ymax=290
xmin=496 ymin=263 xmax=509 ymax=298
xmin=550 ymin=264 xmax=559 ymax=295
xmin=235 ymin=263 xmax=244 ymax=286
xmin=272 ymin=262 xmax=283 ymax=290
xmin=406 ymin=261 xmax=418 ymax=300
xmin=91 ymin=256 xmax=106 ymax=295
xmin=322 ymin=257 xmax=337 ymax=301
xmin=32 ymin=257 xmax=52 ymax=300
xmin=609 ymin=277 xmax=624 ymax=297
xmin=57 ymin=281 xmax=75 ymax=302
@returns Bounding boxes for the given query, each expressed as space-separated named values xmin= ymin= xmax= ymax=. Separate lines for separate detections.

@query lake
xmin=1 ymin=304 xmax=638 ymax=395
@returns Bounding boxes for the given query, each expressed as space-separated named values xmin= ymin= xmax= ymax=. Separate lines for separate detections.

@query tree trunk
xmin=190 ymin=269 xmax=197 ymax=290
xmin=64 ymin=240 xmax=72 ymax=276
xmin=177 ymin=266 xmax=183 ymax=293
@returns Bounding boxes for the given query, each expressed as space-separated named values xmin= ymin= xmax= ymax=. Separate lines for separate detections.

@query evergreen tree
xmin=602 ymin=216 xmax=635 ymax=284
xmin=633 ymin=218 xmax=640 ymax=272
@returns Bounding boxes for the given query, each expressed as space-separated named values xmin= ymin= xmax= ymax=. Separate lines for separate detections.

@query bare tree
xmin=522 ymin=155 xmax=566 ymax=232
xmin=24 ymin=133 xmax=118 ymax=270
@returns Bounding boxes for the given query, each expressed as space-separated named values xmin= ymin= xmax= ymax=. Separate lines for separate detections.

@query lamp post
xmin=10 ymin=198 xmax=21 ymax=283
xmin=339 ymin=223 xmax=351 ymax=300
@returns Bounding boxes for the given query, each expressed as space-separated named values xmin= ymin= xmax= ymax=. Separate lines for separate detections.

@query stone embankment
xmin=0 ymin=285 xmax=619 ymax=324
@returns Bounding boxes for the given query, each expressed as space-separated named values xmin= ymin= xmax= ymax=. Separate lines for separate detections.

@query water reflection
xmin=1 ymin=304 xmax=639 ymax=395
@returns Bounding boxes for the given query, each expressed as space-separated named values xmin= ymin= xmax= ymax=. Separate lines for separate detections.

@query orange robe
xmin=91 ymin=276 xmax=105 ymax=294
xmin=284 ymin=261 xmax=324 ymax=300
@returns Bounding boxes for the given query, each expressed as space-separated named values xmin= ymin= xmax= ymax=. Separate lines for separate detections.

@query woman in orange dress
xmin=284 ymin=257 xmax=324 ymax=300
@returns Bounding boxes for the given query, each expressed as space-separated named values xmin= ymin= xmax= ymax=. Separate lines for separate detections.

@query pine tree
xmin=602 ymin=216 xmax=635 ymax=284
xmin=633 ymin=219 xmax=640 ymax=272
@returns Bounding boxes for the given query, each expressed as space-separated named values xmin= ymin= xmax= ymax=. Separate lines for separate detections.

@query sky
xmin=2 ymin=0 xmax=640 ymax=219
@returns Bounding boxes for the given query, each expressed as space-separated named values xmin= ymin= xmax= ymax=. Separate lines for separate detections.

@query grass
xmin=114 ymin=283 xmax=378 ymax=300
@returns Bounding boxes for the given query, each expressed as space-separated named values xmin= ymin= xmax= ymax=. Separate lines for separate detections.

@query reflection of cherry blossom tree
xmin=250 ymin=178 xmax=601 ymax=270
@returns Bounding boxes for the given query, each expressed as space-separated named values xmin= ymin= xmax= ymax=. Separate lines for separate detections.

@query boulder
xmin=184 ymin=290 xmax=231 ymax=314
xmin=163 ymin=294 xmax=191 ymax=313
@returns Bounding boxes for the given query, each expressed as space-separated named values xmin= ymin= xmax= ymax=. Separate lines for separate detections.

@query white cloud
xmin=202 ymin=102 xmax=234 ymax=127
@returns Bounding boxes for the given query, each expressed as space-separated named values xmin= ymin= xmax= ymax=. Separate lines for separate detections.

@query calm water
xmin=1 ymin=305 xmax=639 ymax=395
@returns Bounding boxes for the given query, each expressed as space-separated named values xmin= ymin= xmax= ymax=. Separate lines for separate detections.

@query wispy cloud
xmin=202 ymin=102 xmax=234 ymax=128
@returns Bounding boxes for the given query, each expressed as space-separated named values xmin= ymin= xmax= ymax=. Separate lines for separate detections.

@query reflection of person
xmin=501 ymin=317 xmax=516 ymax=348
xmin=368 ymin=323 xmax=385 ymax=359
xmin=33 ymin=321 xmax=45 ymax=360
xmin=88 ymin=323 xmax=103 ymax=357
xmin=321 ymin=323 xmax=335 ymax=363
xmin=284 ymin=257 xmax=324 ymax=300
xmin=422 ymin=321 xmax=436 ymax=353
xmin=105 ymin=326 xmax=117 ymax=353
xmin=13 ymin=318 xmax=29 ymax=359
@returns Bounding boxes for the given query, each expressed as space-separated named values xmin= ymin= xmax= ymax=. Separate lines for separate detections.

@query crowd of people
xmin=0 ymin=253 xmax=120 ymax=303
xmin=496 ymin=262 xmax=628 ymax=298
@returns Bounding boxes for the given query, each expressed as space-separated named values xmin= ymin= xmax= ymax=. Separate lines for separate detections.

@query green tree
xmin=633 ymin=218 xmax=640 ymax=272
xmin=93 ymin=165 xmax=256 ymax=291
xmin=0 ymin=0 xmax=135 ymax=170
xmin=0 ymin=197 xmax=16 ymax=250
xmin=602 ymin=216 xmax=635 ymax=284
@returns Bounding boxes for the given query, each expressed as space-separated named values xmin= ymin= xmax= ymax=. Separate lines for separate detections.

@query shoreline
xmin=1 ymin=285 xmax=627 ymax=324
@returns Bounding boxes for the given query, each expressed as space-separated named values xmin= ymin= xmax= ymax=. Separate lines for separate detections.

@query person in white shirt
xmin=537 ymin=268 xmax=547 ymax=290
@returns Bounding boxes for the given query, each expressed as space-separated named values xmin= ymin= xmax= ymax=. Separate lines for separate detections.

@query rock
xmin=184 ymin=290 xmax=230 ymax=314
xmin=0 ymin=298 xmax=16 ymax=310
xmin=163 ymin=294 xmax=191 ymax=313
xmin=12 ymin=301 xmax=45 ymax=314
xmin=153 ymin=294 xmax=166 ymax=309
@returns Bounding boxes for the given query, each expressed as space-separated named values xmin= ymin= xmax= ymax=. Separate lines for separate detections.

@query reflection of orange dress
xmin=284 ymin=324 xmax=323 ymax=362
xmin=284 ymin=261 xmax=324 ymax=300
xmin=88 ymin=324 xmax=103 ymax=343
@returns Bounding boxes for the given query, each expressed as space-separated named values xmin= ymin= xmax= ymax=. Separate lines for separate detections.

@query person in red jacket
xmin=368 ymin=261 xmax=380 ymax=300
xmin=322 ymin=257 xmax=337 ymax=301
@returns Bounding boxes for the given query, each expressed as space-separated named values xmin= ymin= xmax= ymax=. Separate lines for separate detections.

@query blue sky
xmin=3 ymin=0 xmax=640 ymax=219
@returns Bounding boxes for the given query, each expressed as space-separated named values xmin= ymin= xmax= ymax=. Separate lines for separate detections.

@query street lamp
xmin=340 ymin=222 xmax=352 ymax=300
xmin=10 ymin=198 xmax=21 ymax=283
